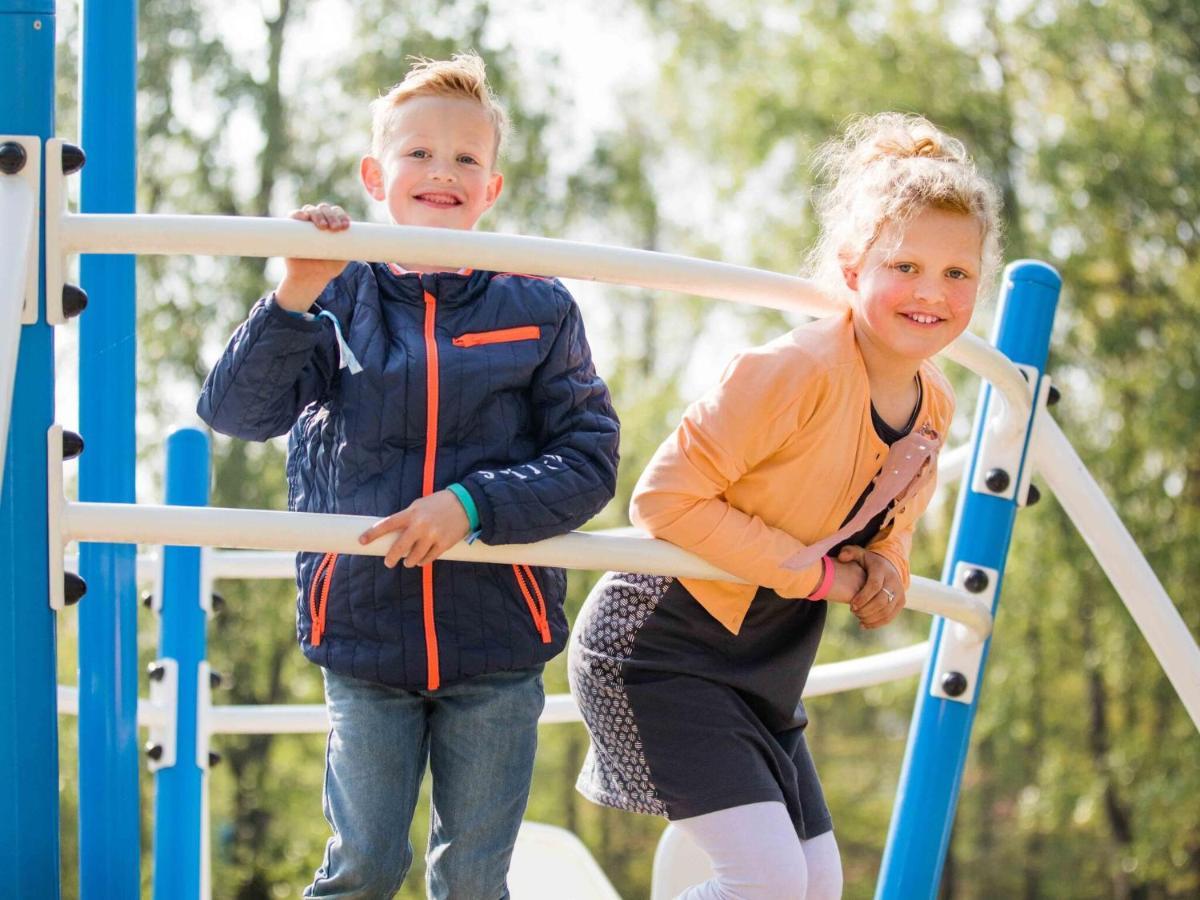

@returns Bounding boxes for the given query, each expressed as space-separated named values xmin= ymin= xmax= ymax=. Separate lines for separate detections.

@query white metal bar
xmin=63 ymin=213 xmax=847 ymax=317
xmin=0 ymin=154 xmax=38 ymax=488
xmin=63 ymin=501 xmax=992 ymax=637
xmin=57 ymin=685 xmax=169 ymax=729
xmin=58 ymin=641 xmax=930 ymax=733
xmin=804 ymin=641 xmax=930 ymax=698
xmin=57 ymin=213 xmax=1031 ymax=431
xmin=1034 ymin=416 xmax=1200 ymax=732
xmin=198 ymin=643 xmax=931 ymax=734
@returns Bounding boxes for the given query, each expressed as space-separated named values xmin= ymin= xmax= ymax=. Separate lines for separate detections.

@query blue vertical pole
xmin=876 ymin=261 xmax=1061 ymax=898
xmin=77 ymin=0 xmax=140 ymax=895
xmin=153 ymin=428 xmax=210 ymax=900
xmin=0 ymin=2 xmax=59 ymax=897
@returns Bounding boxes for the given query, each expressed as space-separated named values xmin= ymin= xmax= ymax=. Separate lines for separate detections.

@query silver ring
xmin=882 ymin=588 xmax=896 ymax=603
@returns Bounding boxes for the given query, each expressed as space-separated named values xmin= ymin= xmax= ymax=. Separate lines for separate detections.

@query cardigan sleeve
xmin=630 ymin=345 xmax=828 ymax=599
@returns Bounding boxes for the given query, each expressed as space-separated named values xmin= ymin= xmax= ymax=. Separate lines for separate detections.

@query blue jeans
xmin=304 ymin=666 xmax=545 ymax=899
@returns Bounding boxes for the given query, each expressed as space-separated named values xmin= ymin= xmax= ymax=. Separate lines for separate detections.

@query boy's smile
xmin=361 ymin=95 xmax=504 ymax=233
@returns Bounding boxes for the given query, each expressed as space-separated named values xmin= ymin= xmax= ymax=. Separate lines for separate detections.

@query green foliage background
xmin=52 ymin=0 xmax=1199 ymax=897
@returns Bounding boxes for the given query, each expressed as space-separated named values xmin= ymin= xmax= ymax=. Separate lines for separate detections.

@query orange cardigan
xmin=630 ymin=308 xmax=955 ymax=634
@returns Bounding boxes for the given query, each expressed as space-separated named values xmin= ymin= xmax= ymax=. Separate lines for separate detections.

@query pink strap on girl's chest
xmin=780 ymin=423 xmax=942 ymax=572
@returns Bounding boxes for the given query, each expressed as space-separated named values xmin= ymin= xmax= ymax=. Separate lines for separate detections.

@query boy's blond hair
xmin=807 ymin=113 xmax=1003 ymax=299
xmin=370 ymin=52 xmax=509 ymax=162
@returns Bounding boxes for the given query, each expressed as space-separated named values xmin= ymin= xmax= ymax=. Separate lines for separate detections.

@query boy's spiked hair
xmin=370 ymin=51 xmax=509 ymax=161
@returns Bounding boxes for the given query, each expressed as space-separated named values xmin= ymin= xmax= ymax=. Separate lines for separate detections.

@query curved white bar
xmin=59 ymin=213 xmax=1031 ymax=429
xmin=0 ymin=172 xmax=37 ymax=488
xmin=64 ymin=501 xmax=992 ymax=637
xmin=195 ymin=644 xmax=931 ymax=734
xmin=1034 ymin=417 xmax=1200 ymax=732
xmin=63 ymin=214 xmax=847 ymax=317
xmin=803 ymin=642 xmax=929 ymax=698
xmin=57 ymin=642 xmax=930 ymax=732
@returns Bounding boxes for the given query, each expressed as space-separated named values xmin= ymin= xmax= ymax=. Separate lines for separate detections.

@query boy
xmin=198 ymin=53 xmax=619 ymax=898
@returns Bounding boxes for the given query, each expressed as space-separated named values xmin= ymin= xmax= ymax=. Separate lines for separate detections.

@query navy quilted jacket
xmin=198 ymin=262 xmax=620 ymax=690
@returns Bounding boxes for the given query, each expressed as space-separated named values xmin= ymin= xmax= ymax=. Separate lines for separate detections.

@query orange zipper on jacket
xmin=422 ymin=289 xmax=443 ymax=690
xmin=512 ymin=564 xmax=552 ymax=643
xmin=452 ymin=326 xmax=541 ymax=348
xmin=309 ymin=552 xmax=340 ymax=647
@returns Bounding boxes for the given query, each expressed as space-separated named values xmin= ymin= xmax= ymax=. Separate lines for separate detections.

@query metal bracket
xmin=47 ymin=424 xmax=66 ymax=611
xmin=928 ymin=562 xmax=997 ymax=705
xmin=146 ymin=658 xmax=179 ymax=771
xmin=0 ymin=135 xmax=41 ymax=324
xmin=970 ymin=362 xmax=1039 ymax=501
xmin=43 ymin=138 xmax=66 ymax=325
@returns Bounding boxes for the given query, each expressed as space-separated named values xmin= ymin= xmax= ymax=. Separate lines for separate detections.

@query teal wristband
xmin=446 ymin=483 xmax=480 ymax=531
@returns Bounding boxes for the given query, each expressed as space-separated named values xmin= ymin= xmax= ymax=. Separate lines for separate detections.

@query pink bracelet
xmin=807 ymin=555 xmax=836 ymax=601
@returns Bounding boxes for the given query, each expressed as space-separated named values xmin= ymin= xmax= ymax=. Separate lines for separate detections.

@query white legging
xmin=673 ymin=801 xmax=843 ymax=900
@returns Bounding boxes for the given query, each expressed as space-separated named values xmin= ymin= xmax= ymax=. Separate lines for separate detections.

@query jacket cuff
xmin=264 ymin=293 xmax=323 ymax=328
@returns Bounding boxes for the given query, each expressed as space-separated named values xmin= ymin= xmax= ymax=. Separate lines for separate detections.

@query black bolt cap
xmin=211 ymin=592 xmax=226 ymax=614
xmin=61 ymin=142 xmax=86 ymax=175
xmin=145 ymin=742 xmax=164 ymax=761
xmin=942 ymin=671 xmax=968 ymax=697
xmin=1047 ymin=385 xmax=1061 ymax=406
xmin=208 ymin=751 xmax=222 ymax=767
xmin=147 ymin=662 xmax=167 ymax=682
xmin=0 ymin=142 xmax=26 ymax=175
xmin=1025 ymin=483 xmax=1041 ymax=507
xmin=209 ymin=670 xmax=223 ymax=690
xmin=62 ymin=429 xmax=84 ymax=461
xmin=963 ymin=568 xmax=989 ymax=593
xmin=63 ymin=284 xmax=88 ymax=319
xmin=64 ymin=572 xmax=87 ymax=606
xmin=984 ymin=468 xmax=1011 ymax=493
xmin=141 ymin=590 xmax=154 ymax=609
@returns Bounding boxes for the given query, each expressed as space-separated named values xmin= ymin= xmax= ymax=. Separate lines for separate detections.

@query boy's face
xmin=361 ymin=95 xmax=503 ymax=231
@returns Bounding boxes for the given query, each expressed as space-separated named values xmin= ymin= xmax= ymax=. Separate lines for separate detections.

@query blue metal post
xmin=0 ymin=3 xmax=59 ymax=896
xmin=876 ymin=261 xmax=1062 ymax=898
xmin=153 ymin=428 xmax=210 ymax=900
xmin=77 ymin=0 xmax=140 ymax=894
xmin=0 ymin=1 xmax=58 ymax=897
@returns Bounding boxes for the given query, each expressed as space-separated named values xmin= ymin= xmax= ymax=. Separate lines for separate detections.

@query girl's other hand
xmin=824 ymin=558 xmax=868 ymax=605
xmin=837 ymin=546 xmax=905 ymax=629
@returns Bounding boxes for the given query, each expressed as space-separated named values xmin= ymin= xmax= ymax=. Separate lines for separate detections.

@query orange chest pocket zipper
xmin=452 ymin=326 xmax=541 ymax=348
xmin=513 ymin=564 xmax=552 ymax=643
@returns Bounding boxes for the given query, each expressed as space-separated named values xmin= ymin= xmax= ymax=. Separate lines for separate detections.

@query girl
xmin=568 ymin=113 xmax=1002 ymax=899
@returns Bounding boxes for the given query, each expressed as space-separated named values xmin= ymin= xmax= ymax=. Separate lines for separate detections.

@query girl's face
xmin=842 ymin=207 xmax=983 ymax=366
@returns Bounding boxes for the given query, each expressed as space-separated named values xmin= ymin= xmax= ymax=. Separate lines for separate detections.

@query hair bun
xmin=853 ymin=114 xmax=966 ymax=166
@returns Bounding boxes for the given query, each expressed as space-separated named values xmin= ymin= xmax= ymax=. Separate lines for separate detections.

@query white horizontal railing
xmin=62 ymin=501 xmax=993 ymax=638
xmin=54 ymin=213 xmax=1032 ymax=433
xmin=55 ymin=643 xmax=931 ymax=733
xmin=1033 ymin=417 xmax=1200 ymax=732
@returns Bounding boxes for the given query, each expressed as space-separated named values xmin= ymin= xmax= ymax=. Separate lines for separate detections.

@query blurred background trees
xmin=53 ymin=0 xmax=1199 ymax=896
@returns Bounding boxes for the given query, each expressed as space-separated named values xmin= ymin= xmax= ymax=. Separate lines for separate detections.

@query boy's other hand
xmin=358 ymin=491 xmax=472 ymax=569
xmin=275 ymin=203 xmax=352 ymax=312
xmin=837 ymin=546 xmax=905 ymax=629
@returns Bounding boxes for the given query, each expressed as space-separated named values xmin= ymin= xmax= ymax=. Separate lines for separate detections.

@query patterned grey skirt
xmin=568 ymin=571 xmax=833 ymax=840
